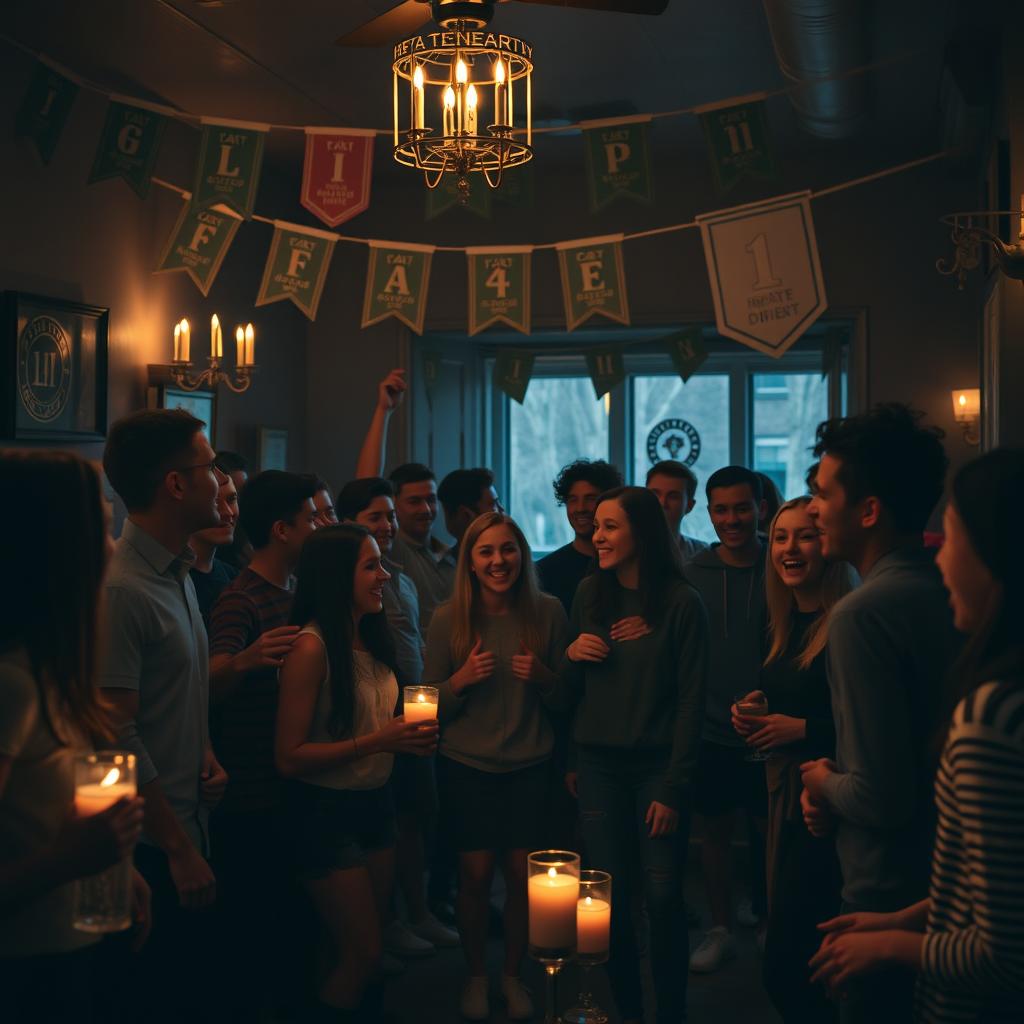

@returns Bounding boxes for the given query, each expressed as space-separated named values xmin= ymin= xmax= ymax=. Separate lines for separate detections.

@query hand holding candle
xmin=403 ymin=685 xmax=438 ymax=723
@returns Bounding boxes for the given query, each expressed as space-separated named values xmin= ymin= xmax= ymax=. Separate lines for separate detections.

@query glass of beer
xmin=735 ymin=694 xmax=772 ymax=763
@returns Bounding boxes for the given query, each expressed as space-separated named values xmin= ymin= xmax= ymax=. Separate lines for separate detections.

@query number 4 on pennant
xmin=485 ymin=265 xmax=510 ymax=299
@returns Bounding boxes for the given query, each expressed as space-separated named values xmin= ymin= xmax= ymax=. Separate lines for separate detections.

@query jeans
xmin=577 ymin=747 xmax=690 ymax=1024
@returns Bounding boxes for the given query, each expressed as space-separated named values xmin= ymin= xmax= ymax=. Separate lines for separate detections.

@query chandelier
xmin=169 ymin=315 xmax=257 ymax=394
xmin=392 ymin=20 xmax=533 ymax=201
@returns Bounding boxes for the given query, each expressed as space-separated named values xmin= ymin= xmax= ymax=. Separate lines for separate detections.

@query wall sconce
xmin=937 ymin=199 xmax=1024 ymax=289
xmin=167 ymin=315 xmax=257 ymax=393
xmin=951 ymin=387 xmax=980 ymax=445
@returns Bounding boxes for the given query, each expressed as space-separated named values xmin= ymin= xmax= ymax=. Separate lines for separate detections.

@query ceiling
xmin=0 ymin=0 xmax=995 ymax=173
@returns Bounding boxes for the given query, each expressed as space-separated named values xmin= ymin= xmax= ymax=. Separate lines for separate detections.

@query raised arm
xmin=355 ymin=368 xmax=408 ymax=479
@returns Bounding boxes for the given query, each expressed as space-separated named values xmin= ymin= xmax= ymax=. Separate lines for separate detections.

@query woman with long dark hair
xmin=556 ymin=485 xmax=709 ymax=1024
xmin=808 ymin=449 xmax=1024 ymax=1021
xmin=275 ymin=524 xmax=437 ymax=1020
xmin=0 ymin=451 xmax=147 ymax=1020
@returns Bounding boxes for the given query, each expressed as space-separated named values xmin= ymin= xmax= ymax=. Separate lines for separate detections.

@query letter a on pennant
xmin=361 ymin=240 xmax=435 ymax=335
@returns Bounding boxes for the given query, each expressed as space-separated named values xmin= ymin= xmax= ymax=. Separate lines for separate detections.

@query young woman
xmin=556 ymin=485 xmax=709 ymax=1024
xmin=275 ymin=524 xmax=438 ymax=1020
xmin=0 ymin=451 xmax=148 ymax=1021
xmin=732 ymin=496 xmax=853 ymax=1023
xmin=422 ymin=512 xmax=567 ymax=1022
xmin=807 ymin=449 xmax=1024 ymax=1022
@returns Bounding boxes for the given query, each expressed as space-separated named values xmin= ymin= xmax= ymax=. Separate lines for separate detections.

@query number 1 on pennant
xmin=724 ymin=121 xmax=754 ymax=155
xmin=745 ymin=233 xmax=782 ymax=291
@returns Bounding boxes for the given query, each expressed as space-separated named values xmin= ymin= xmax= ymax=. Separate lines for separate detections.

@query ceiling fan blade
xmin=518 ymin=0 xmax=669 ymax=13
xmin=336 ymin=1 xmax=432 ymax=47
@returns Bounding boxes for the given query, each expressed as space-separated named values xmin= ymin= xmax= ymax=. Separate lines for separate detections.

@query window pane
xmin=632 ymin=374 xmax=730 ymax=544
xmin=509 ymin=377 xmax=609 ymax=554
xmin=752 ymin=372 xmax=828 ymax=499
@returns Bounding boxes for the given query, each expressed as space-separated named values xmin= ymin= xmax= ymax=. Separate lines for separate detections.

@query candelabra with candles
xmin=170 ymin=315 xmax=257 ymax=393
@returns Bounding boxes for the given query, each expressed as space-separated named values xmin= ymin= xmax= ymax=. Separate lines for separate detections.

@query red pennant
xmin=300 ymin=129 xmax=375 ymax=228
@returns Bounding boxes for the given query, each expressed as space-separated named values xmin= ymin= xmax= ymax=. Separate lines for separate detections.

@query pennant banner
xmin=466 ymin=247 xmax=532 ymax=336
xmin=155 ymin=200 xmax=242 ymax=296
xmin=493 ymin=349 xmax=535 ymax=404
xmin=301 ymin=128 xmax=375 ymax=228
xmin=584 ymin=346 xmax=625 ymax=399
xmin=16 ymin=62 xmax=78 ymax=165
xmin=255 ymin=221 xmax=337 ymax=321
xmin=698 ymin=96 xmax=775 ymax=194
xmin=556 ymin=235 xmax=630 ymax=332
xmin=88 ymin=99 xmax=166 ymax=198
xmin=361 ymin=241 xmax=435 ymax=334
xmin=422 ymin=349 xmax=442 ymax=409
xmin=663 ymin=328 xmax=709 ymax=383
xmin=583 ymin=117 xmax=653 ymax=211
xmin=425 ymin=175 xmax=492 ymax=220
xmin=192 ymin=119 xmax=267 ymax=219
xmin=697 ymin=191 xmax=827 ymax=357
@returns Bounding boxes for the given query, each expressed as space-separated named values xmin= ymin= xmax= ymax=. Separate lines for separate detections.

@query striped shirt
xmin=915 ymin=680 xmax=1024 ymax=1023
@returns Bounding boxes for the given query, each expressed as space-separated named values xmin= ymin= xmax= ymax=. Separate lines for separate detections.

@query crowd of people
xmin=1 ymin=367 xmax=1022 ymax=1024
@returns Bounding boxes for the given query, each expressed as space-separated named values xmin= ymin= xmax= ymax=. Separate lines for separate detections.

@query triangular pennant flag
xmin=155 ymin=199 xmax=242 ymax=296
xmin=584 ymin=346 xmax=625 ymax=399
xmin=255 ymin=221 xmax=337 ymax=321
xmin=425 ymin=176 xmax=492 ymax=220
xmin=192 ymin=118 xmax=268 ymax=219
xmin=422 ymin=349 xmax=442 ymax=409
xmin=663 ymin=328 xmax=708 ymax=383
xmin=466 ymin=247 xmax=532 ymax=336
xmin=361 ymin=241 xmax=435 ymax=335
xmin=696 ymin=191 xmax=827 ymax=357
xmin=16 ymin=62 xmax=78 ymax=165
xmin=88 ymin=99 xmax=166 ymax=198
xmin=582 ymin=116 xmax=653 ymax=211
xmin=555 ymin=235 xmax=630 ymax=331
xmin=493 ymin=349 xmax=535 ymax=404
xmin=301 ymin=128 xmax=376 ymax=227
xmin=697 ymin=94 xmax=776 ymax=194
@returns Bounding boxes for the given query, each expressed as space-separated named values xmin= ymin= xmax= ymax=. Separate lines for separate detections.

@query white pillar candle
xmin=403 ymin=685 xmax=438 ymax=722
xmin=75 ymin=766 xmax=135 ymax=817
xmin=180 ymin=319 xmax=190 ymax=362
xmin=576 ymin=895 xmax=611 ymax=955
xmin=528 ymin=868 xmax=578 ymax=949
xmin=244 ymin=323 xmax=254 ymax=366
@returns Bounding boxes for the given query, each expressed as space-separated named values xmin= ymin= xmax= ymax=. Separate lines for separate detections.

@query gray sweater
xmin=423 ymin=593 xmax=568 ymax=774
xmin=820 ymin=546 xmax=959 ymax=908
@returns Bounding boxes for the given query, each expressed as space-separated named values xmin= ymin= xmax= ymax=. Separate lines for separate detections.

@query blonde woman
xmin=732 ymin=495 xmax=854 ymax=1023
xmin=423 ymin=512 xmax=567 ymax=1022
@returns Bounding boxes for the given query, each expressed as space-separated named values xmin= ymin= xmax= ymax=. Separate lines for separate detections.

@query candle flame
xmin=413 ymin=65 xmax=424 ymax=90
xmin=236 ymin=326 xmax=244 ymax=344
xmin=100 ymin=768 xmax=120 ymax=788
xmin=180 ymin=318 xmax=189 ymax=333
xmin=211 ymin=313 xmax=220 ymax=330
xmin=456 ymin=59 xmax=468 ymax=84
xmin=245 ymin=323 xmax=254 ymax=343
xmin=444 ymin=86 xmax=455 ymax=110
xmin=467 ymin=84 xmax=478 ymax=110
xmin=174 ymin=323 xmax=181 ymax=340
xmin=958 ymin=393 xmax=966 ymax=407
xmin=547 ymin=867 xmax=557 ymax=879
xmin=417 ymin=693 xmax=425 ymax=703
xmin=584 ymin=895 xmax=592 ymax=906
xmin=495 ymin=60 xmax=505 ymax=84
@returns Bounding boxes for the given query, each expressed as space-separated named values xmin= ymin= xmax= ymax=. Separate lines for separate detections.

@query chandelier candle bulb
xmin=413 ymin=65 xmax=425 ymax=130
xmin=466 ymin=84 xmax=478 ymax=146
xmin=245 ymin=323 xmax=254 ymax=367
xmin=235 ymin=326 xmax=244 ymax=366
xmin=173 ymin=322 xmax=181 ymax=363
xmin=507 ymin=59 xmax=514 ymax=126
xmin=180 ymin=319 xmax=190 ymax=363
xmin=443 ymin=86 xmax=455 ymax=138
xmin=494 ymin=59 xmax=506 ymax=126
xmin=403 ymin=685 xmax=439 ymax=723
xmin=210 ymin=314 xmax=219 ymax=359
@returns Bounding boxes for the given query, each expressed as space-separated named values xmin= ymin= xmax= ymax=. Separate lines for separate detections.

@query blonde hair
xmin=764 ymin=496 xmax=855 ymax=670
xmin=449 ymin=512 xmax=545 ymax=664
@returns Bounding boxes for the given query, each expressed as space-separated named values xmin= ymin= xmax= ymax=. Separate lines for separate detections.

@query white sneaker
xmin=501 ymin=976 xmax=535 ymax=1021
xmin=461 ymin=976 xmax=490 ymax=1021
xmin=383 ymin=919 xmax=434 ymax=958
xmin=736 ymin=898 xmax=761 ymax=928
xmin=688 ymin=926 xmax=738 ymax=973
xmin=410 ymin=911 xmax=460 ymax=948
xmin=379 ymin=951 xmax=406 ymax=976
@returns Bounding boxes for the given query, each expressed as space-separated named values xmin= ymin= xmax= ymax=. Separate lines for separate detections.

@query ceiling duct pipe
xmin=761 ymin=0 xmax=871 ymax=139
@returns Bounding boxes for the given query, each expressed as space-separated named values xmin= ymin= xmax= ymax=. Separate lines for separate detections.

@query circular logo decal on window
xmin=647 ymin=418 xmax=702 ymax=466
xmin=17 ymin=315 xmax=72 ymax=424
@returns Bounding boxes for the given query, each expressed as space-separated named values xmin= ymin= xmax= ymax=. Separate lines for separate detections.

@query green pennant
xmin=556 ymin=235 xmax=631 ymax=332
xmin=663 ymin=328 xmax=709 ymax=383
xmin=88 ymin=100 xmax=166 ymax=198
xmin=425 ymin=175 xmax=492 ymax=220
xmin=466 ymin=248 xmax=531 ymax=336
xmin=255 ymin=222 xmax=337 ymax=322
xmin=192 ymin=120 xmax=267 ymax=219
xmin=699 ymin=97 xmax=775 ymax=193
xmin=585 ymin=346 xmax=625 ymax=399
xmin=361 ymin=242 xmax=435 ymax=335
xmin=155 ymin=200 xmax=242 ymax=296
xmin=583 ymin=118 xmax=653 ymax=211
xmin=422 ymin=350 xmax=442 ymax=408
xmin=494 ymin=164 xmax=535 ymax=208
xmin=16 ymin=63 xmax=78 ymax=165
xmin=493 ymin=349 xmax=535 ymax=404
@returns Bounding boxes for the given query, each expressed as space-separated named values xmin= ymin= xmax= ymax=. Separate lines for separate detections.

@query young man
xmin=801 ymin=404 xmax=956 ymax=1024
xmin=536 ymin=458 xmax=623 ymax=616
xmin=336 ymin=477 xmax=459 ymax=959
xmin=214 ymin=452 xmax=251 ymax=572
xmin=99 ymin=409 xmax=229 ymax=1020
xmin=189 ymin=468 xmax=239 ymax=628
xmin=207 ymin=471 xmax=318 ymax=1016
xmin=304 ymin=473 xmax=339 ymax=528
xmin=437 ymin=467 xmax=502 ymax=557
xmin=214 ymin=450 xmax=248 ymax=493
xmin=646 ymin=460 xmax=710 ymax=563
xmin=685 ymin=466 xmax=768 ymax=973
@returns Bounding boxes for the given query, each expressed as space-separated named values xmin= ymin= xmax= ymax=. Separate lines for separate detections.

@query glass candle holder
xmin=528 ymin=850 xmax=580 ymax=964
xmin=403 ymin=684 xmax=439 ymax=723
xmin=563 ymin=870 xmax=612 ymax=1024
xmin=73 ymin=751 xmax=136 ymax=933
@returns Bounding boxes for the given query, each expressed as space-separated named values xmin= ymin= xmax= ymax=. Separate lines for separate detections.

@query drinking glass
xmin=735 ymin=694 xmax=772 ymax=763
xmin=528 ymin=850 xmax=581 ymax=1024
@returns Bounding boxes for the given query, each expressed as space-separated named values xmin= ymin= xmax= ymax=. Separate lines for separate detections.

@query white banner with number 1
xmin=696 ymin=191 xmax=827 ymax=357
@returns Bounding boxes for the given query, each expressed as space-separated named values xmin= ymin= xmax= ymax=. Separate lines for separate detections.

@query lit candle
xmin=403 ymin=685 xmax=439 ymax=723
xmin=466 ymin=84 xmax=478 ymax=147
xmin=413 ymin=65 xmax=425 ymax=130
xmin=576 ymin=895 xmax=611 ymax=955
xmin=235 ymin=325 xmax=244 ymax=366
xmin=180 ymin=319 xmax=190 ymax=363
xmin=443 ymin=86 xmax=455 ymax=137
xmin=173 ymin=322 xmax=181 ymax=363
xmin=75 ymin=765 xmax=135 ymax=817
xmin=455 ymin=59 xmax=467 ymax=136
xmin=528 ymin=867 xmax=579 ymax=950
xmin=494 ymin=59 xmax=506 ymax=126
xmin=245 ymin=323 xmax=254 ymax=367
xmin=506 ymin=60 xmax=514 ymax=126
xmin=211 ymin=314 xmax=220 ymax=359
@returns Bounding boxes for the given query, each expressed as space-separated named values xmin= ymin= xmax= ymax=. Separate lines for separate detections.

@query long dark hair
xmin=290 ymin=524 xmax=398 ymax=738
xmin=0 ymin=450 xmax=113 ymax=744
xmin=591 ymin=485 xmax=686 ymax=626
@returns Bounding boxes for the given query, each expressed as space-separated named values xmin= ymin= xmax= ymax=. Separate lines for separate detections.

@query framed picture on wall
xmin=2 ymin=291 xmax=109 ymax=441
xmin=259 ymin=427 xmax=288 ymax=471
xmin=147 ymin=377 xmax=218 ymax=447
